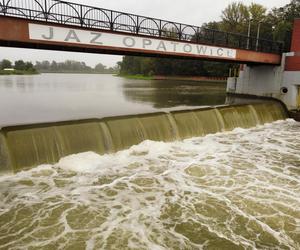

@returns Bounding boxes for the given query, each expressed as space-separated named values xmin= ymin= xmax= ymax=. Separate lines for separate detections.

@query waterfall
xmin=0 ymin=101 xmax=288 ymax=173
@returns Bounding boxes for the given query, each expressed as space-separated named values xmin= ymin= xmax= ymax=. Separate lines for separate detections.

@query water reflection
xmin=122 ymin=80 xmax=226 ymax=108
xmin=0 ymin=74 xmax=227 ymax=126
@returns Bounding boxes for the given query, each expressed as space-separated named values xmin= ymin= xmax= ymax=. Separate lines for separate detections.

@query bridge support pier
xmin=227 ymin=55 xmax=300 ymax=111
xmin=227 ymin=63 xmax=283 ymax=99
xmin=227 ymin=19 xmax=300 ymax=111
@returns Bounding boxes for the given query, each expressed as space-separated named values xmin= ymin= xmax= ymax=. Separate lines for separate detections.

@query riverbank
xmin=38 ymin=71 xmax=117 ymax=74
xmin=0 ymin=70 xmax=38 ymax=75
xmin=117 ymin=74 xmax=227 ymax=83
xmin=116 ymin=74 xmax=154 ymax=80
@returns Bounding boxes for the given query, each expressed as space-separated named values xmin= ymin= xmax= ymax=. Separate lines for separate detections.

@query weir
xmin=0 ymin=101 xmax=288 ymax=174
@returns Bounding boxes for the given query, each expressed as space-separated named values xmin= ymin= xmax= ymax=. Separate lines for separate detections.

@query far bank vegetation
xmin=0 ymin=59 xmax=37 ymax=75
xmin=35 ymin=60 xmax=119 ymax=74
xmin=118 ymin=1 xmax=299 ymax=77
xmin=0 ymin=59 xmax=119 ymax=75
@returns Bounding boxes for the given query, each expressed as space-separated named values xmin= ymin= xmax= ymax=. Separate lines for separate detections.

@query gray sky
xmin=0 ymin=0 xmax=290 ymax=67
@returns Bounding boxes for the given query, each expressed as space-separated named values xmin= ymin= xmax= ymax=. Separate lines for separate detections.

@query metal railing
xmin=0 ymin=0 xmax=284 ymax=54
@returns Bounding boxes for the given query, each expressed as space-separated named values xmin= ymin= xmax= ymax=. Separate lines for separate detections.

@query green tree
xmin=35 ymin=60 xmax=117 ymax=73
xmin=119 ymin=56 xmax=142 ymax=75
xmin=25 ymin=62 xmax=34 ymax=70
xmin=266 ymin=0 xmax=300 ymax=50
xmin=50 ymin=61 xmax=58 ymax=71
xmin=14 ymin=60 xmax=26 ymax=70
xmin=248 ymin=3 xmax=269 ymax=39
xmin=249 ymin=3 xmax=267 ymax=23
xmin=119 ymin=56 xmax=210 ymax=77
xmin=140 ymin=58 xmax=155 ymax=76
xmin=35 ymin=60 xmax=51 ymax=71
xmin=221 ymin=2 xmax=249 ymax=33
xmin=94 ymin=63 xmax=107 ymax=73
xmin=0 ymin=59 xmax=12 ymax=69
xmin=221 ymin=2 xmax=269 ymax=39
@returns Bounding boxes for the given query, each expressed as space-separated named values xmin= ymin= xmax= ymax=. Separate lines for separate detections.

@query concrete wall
xmin=227 ymin=19 xmax=300 ymax=110
xmin=282 ymin=71 xmax=300 ymax=109
xmin=227 ymin=54 xmax=300 ymax=110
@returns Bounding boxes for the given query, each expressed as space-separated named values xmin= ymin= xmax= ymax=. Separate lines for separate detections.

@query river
xmin=0 ymin=74 xmax=226 ymax=127
xmin=0 ymin=74 xmax=299 ymax=249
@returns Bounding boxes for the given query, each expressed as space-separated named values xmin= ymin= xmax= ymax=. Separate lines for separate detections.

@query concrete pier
xmin=227 ymin=19 xmax=300 ymax=113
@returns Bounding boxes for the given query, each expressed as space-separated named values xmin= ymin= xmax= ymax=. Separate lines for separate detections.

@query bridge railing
xmin=0 ymin=0 xmax=284 ymax=54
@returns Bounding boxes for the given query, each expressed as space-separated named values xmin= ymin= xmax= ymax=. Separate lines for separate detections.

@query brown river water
xmin=0 ymin=74 xmax=226 ymax=127
xmin=0 ymin=74 xmax=299 ymax=249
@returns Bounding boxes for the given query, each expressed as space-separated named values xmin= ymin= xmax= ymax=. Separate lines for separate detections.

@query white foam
xmin=57 ymin=151 xmax=108 ymax=173
xmin=0 ymin=119 xmax=299 ymax=249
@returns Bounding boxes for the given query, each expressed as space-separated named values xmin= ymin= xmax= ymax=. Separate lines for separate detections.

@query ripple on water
xmin=0 ymin=119 xmax=299 ymax=249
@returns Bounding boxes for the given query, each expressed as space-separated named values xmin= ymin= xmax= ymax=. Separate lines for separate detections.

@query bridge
xmin=0 ymin=0 xmax=283 ymax=64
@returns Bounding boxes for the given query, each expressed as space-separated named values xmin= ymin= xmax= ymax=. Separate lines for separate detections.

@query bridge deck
xmin=0 ymin=0 xmax=283 ymax=64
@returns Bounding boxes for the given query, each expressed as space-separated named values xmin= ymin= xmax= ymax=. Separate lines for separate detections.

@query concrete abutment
xmin=227 ymin=19 xmax=300 ymax=112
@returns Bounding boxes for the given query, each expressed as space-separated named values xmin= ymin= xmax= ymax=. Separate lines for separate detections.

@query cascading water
xmin=0 ymin=101 xmax=288 ymax=173
xmin=0 ymin=101 xmax=299 ymax=249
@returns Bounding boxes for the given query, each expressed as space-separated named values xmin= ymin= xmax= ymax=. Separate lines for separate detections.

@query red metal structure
xmin=0 ymin=0 xmax=283 ymax=65
xmin=285 ymin=19 xmax=300 ymax=71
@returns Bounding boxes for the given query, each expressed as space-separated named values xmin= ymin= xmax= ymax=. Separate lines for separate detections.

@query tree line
xmin=35 ymin=60 xmax=118 ymax=73
xmin=0 ymin=59 xmax=36 ymax=72
xmin=118 ymin=57 xmax=230 ymax=77
xmin=0 ymin=59 xmax=118 ymax=74
xmin=119 ymin=0 xmax=300 ymax=77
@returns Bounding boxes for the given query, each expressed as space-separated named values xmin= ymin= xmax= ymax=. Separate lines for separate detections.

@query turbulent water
xmin=0 ymin=119 xmax=299 ymax=250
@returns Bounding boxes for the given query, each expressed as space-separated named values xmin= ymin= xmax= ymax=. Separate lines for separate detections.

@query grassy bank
xmin=0 ymin=70 xmax=39 ymax=75
xmin=116 ymin=74 xmax=227 ymax=83
xmin=38 ymin=71 xmax=117 ymax=74
xmin=115 ymin=74 xmax=154 ymax=80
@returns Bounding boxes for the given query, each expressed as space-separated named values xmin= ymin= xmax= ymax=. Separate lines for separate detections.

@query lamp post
xmin=247 ymin=19 xmax=251 ymax=49
xmin=256 ymin=22 xmax=262 ymax=51
xmin=271 ymin=25 xmax=275 ymax=39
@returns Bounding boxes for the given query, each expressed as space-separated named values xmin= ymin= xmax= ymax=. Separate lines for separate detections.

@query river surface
xmin=0 ymin=74 xmax=226 ymax=127
xmin=0 ymin=120 xmax=299 ymax=249
xmin=0 ymin=74 xmax=300 ymax=249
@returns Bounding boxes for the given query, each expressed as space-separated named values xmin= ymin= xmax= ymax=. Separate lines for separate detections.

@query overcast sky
xmin=0 ymin=0 xmax=290 ymax=67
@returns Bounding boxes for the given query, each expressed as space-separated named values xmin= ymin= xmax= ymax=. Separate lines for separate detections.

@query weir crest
xmin=0 ymin=101 xmax=288 ymax=173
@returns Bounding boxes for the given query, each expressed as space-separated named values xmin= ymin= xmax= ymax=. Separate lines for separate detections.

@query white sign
xmin=28 ymin=23 xmax=237 ymax=59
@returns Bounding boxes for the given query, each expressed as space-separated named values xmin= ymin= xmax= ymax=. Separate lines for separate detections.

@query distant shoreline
xmin=115 ymin=74 xmax=154 ymax=80
xmin=0 ymin=70 xmax=39 ymax=75
xmin=38 ymin=71 xmax=117 ymax=74
xmin=0 ymin=71 xmax=117 ymax=75
xmin=116 ymin=74 xmax=227 ymax=83
xmin=0 ymin=72 xmax=228 ymax=83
